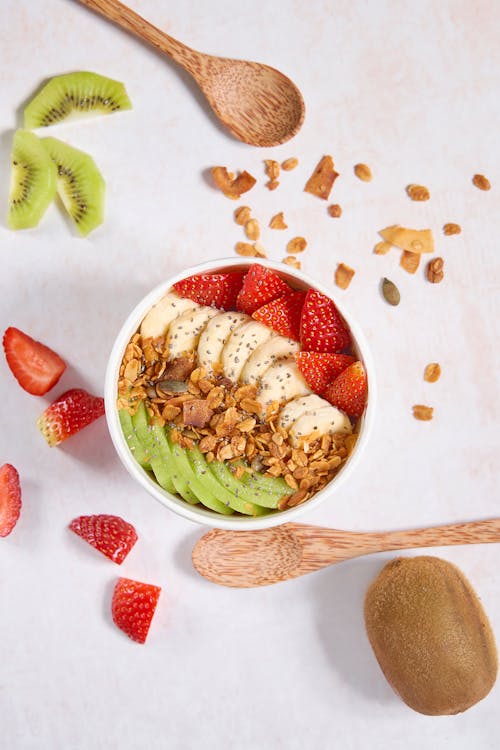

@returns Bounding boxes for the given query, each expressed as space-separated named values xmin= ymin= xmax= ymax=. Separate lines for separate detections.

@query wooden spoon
xmin=192 ymin=519 xmax=500 ymax=587
xmin=77 ymin=0 xmax=305 ymax=147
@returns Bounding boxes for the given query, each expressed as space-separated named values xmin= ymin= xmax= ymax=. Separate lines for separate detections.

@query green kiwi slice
xmin=41 ymin=137 xmax=105 ymax=237
xmin=24 ymin=72 xmax=132 ymax=128
xmin=8 ymin=130 xmax=57 ymax=230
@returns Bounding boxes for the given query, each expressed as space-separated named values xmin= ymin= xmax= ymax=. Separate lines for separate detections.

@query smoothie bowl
xmin=105 ymin=258 xmax=376 ymax=530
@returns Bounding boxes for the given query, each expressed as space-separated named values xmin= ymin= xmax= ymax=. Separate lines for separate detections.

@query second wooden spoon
xmin=192 ymin=519 xmax=500 ymax=587
xmin=77 ymin=0 xmax=305 ymax=147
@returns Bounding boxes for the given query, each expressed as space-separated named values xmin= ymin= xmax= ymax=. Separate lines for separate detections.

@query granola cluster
xmin=118 ymin=331 xmax=357 ymax=511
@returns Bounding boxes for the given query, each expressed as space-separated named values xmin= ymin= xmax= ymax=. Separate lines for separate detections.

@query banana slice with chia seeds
xmin=289 ymin=405 xmax=352 ymax=446
xmin=240 ymin=335 xmax=300 ymax=385
xmin=197 ymin=312 xmax=249 ymax=374
xmin=257 ymin=358 xmax=312 ymax=408
xmin=140 ymin=292 xmax=199 ymax=340
xmin=221 ymin=320 xmax=273 ymax=383
xmin=278 ymin=394 xmax=330 ymax=430
xmin=165 ymin=306 xmax=219 ymax=360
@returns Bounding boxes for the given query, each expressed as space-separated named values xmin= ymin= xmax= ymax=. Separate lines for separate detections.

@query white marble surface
xmin=0 ymin=1 xmax=499 ymax=748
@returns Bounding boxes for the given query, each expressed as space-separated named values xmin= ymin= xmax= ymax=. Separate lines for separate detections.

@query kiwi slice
xmin=8 ymin=130 xmax=57 ymax=230
xmin=41 ymin=137 xmax=105 ymax=237
xmin=24 ymin=72 xmax=132 ymax=128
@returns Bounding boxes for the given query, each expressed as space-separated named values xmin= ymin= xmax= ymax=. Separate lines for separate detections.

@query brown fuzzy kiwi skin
xmin=364 ymin=556 xmax=498 ymax=715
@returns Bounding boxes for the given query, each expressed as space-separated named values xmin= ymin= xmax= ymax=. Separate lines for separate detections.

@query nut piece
xmin=266 ymin=180 xmax=279 ymax=191
xmin=443 ymin=223 xmax=461 ymax=236
xmin=424 ymin=363 xmax=441 ymax=383
xmin=281 ymin=157 xmax=299 ymax=171
xmin=374 ymin=241 xmax=392 ymax=255
xmin=235 ymin=241 xmax=265 ymax=257
xmin=354 ymin=163 xmax=372 ymax=182
xmin=282 ymin=256 xmax=301 ymax=269
xmin=264 ymin=159 xmax=280 ymax=181
xmin=400 ymin=250 xmax=420 ymax=274
xmin=234 ymin=206 xmax=251 ymax=225
xmin=211 ymin=167 xmax=256 ymax=199
xmin=244 ymin=218 xmax=260 ymax=241
xmin=334 ymin=263 xmax=355 ymax=290
xmin=304 ymin=155 xmax=339 ymax=200
xmin=412 ymin=405 xmax=434 ymax=421
xmin=472 ymin=174 xmax=491 ymax=191
xmin=286 ymin=236 xmax=307 ymax=254
xmin=406 ymin=184 xmax=430 ymax=201
xmin=328 ymin=204 xmax=342 ymax=218
xmin=269 ymin=212 xmax=288 ymax=230
xmin=426 ymin=257 xmax=444 ymax=283
xmin=381 ymin=277 xmax=400 ymax=306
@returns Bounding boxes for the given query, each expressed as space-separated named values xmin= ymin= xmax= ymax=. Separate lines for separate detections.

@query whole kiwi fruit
xmin=364 ymin=556 xmax=497 ymax=715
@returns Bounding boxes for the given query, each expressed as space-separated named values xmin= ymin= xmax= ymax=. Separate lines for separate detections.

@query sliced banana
xmin=278 ymin=394 xmax=330 ymax=430
xmin=197 ymin=312 xmax=249 ymax=374
xmin=165 ymin=306 xmax=218 ymax=360
xmin=240 ymin=335 xmax=300 ymax=385
xmin=289 ymin=405 xmax=352 ymax=445
xmin=221 ymin=320 xmax=273 ymax=383
xmin=257 ymin=358 xmax=312 ymax=408
xmin=140 ymin=292 xmax=199 ymax=340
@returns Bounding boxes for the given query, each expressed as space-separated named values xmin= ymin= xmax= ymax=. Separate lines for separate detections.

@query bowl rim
xmin=104 ymin=257 xmax=377 ymax=530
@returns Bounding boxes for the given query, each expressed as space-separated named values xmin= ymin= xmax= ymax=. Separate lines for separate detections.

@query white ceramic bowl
xmin=105 ymin=258 xmax=376 ymax=530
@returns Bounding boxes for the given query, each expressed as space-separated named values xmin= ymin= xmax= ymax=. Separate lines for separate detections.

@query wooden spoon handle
xmin=290 ymin=519 xmax=500 ymax=568
xmin=76 ymin=0 xmax=203 ymax=76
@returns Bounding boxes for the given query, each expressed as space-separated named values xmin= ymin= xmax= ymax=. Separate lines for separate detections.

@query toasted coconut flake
xmin=304 ymin=155 xmax=338 ymax=200
xmin=379 ymin=225 xmax=434 ymax=254
xmin=373 ymin=240 xmax=392 ymax=255
xmin=334 ymin=263 xmax=355 ymax=290
xmin=211 ymin=166 xmax=256 ymax=199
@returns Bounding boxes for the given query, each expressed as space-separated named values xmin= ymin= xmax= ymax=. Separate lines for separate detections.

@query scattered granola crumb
xmin=244 ymin=218 xmax=260 ymax=241
xmin=472 ymin=174 xmax=491 ymax=191
xmin=406 ymin=184 xmax=430 ymax=201
xmin=235 ymin=242 xmax=266 ymax=257
xmin=234 ymin=206 xmax=251 ymax=225
xmin=443 ymin=222 xmax=461 ymax=235
xmin=374 ymin=240 xmax=392 ymax=255
xmin=269 ymin=212 xmax=288 ymax=230
xmin=400 ymin=250 xmax=420 ymax=274
xmin=334 ymin=263 xmax=355 ymax=290
xmin=412 ymin=404 xmax=434 ymax=421
xmin=381 ymin=277 xmax=400 ymax=306
xmin=211 ymin=167 xmax=256 ymax=199
xmin=426 ymin=257 xmax=444 ymax=283
xmin=282 ymin=256 xmax=301 ymax=269
xmin=424 ymin=363 xmax=441 ymax=383
xmin=266 ymin=180 xmax=279 ymax=191
xmin=281 ymin=157 xmax=299 ymax=171
xmin=304 ymin=155 xmax=338 ymax=200
xmin=264 ymin=159 xmax=280 ymax=181
xmin=287 ymin=236 xmax=307 ymax=254
xmin=328 ymin=204 xmax=342 ymax=218
xmin=354 ymin=163 xmax=372 ymax=182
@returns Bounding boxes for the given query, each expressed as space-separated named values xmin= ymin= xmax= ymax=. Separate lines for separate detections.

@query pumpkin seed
xmin=382 ymin=277 xmax=400 ymax=306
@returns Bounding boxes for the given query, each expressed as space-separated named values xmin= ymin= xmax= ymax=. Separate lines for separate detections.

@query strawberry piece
xmin=236 ymin=263 xmax=292 ymax=314
xmin=37 ymin=388 xmax=105 ymax=447
xmin=295 ymin=351 xmax=355 ymax=393
xmin=299 ymin=289 xmax=351 ymax=353
xmin=252 ymin=290 xmax=305 ymax=340
xmin=323 ymin=361 xmax=367 ymax=417
xmin=0 ymin=464 xmax=22 ymax=537
xmin=69 ymin=514 xmax=138 ymax=564
xmin=173 ymin=272 xmax=245 ymax=310
xmin=112 ymin=577 xmax=161 ymax=644
xmin=3 ymin=327 xmax=66 ymax=396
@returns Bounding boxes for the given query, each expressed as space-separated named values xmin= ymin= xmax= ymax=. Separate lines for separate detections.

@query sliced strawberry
xmin=252 ymin=290 xmax=305 ymax=340
xmin=69 ymin=514 xmax=138 ymax=564
xmin=323 ymin=361 xmax=367 ymax=417
xmin=3 ymin=327 xmax=66 ymax=396
xmin=112 ymin=577 xmax=161 ymax=644
xmin=0 ymin=464 xmax=22 ymax=537
xmin=295 ymin=351 xmax=355 ymax=393
xmin=300 ymin=289 xmax=351 ymax=353
xmin=236 ymin=264 xmax=292 ymax=314
xmin=173 ymin=272 xmax=245 ymax=310
xmin=37 ymin=388 xmax=105 ymax=447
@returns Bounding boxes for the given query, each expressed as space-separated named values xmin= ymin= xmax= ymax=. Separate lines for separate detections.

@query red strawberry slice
xmin=112 ymin=577 xmax=161 ymax=644
xmin=236 ymin=263 xmax=292 ymax=314
xmin=173 ymin=272 xmax=245 ymax=310
xmin=323 ymin=361 xmax=367 ymax=417
xmin=295 ymin=351 xmax=355 ymax=393
xmin=0 ymin=464 xmax=22 ymax=537
xmin=252 ymin=290 xmax=305 ymax=340
xmin=3 ymin=327 xmax=66 ymax=396
xmin=37 ymin=388 xmax=105 ymax=447
xmin=69 ymin=514 xmax=138 ymax=564
xmin=299 ymin=289 xmax=351 ymax=353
